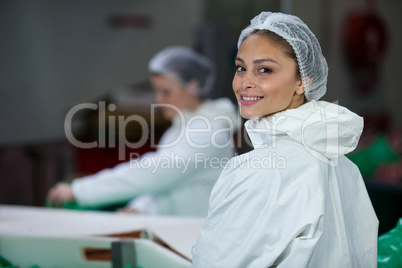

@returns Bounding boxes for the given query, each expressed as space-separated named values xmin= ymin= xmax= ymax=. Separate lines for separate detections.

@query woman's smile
xmin=240 ymin=94 xmax=264 ymax=105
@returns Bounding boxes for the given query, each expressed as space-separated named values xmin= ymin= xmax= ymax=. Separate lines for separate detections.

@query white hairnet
xmin=148 ymin=46 xmax=215 ymax=97
xmin=238 ymin=12 xmax=328 ymax=101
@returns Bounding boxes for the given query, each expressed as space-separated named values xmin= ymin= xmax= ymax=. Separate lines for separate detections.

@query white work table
xmin=0 ymin=205 xmax=204 ymax=267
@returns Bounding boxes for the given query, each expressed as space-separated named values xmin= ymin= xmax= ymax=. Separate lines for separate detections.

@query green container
xmin=378 ymin=218 xmax=402 ymax=267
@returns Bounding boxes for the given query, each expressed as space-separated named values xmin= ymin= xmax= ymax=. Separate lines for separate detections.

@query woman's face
xmin=233 ymin=34 xmax=305 ymax=119
xmin=151 ymin=74 xmax=192 ymax=120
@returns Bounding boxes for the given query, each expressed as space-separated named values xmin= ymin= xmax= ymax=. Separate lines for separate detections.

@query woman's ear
xmin=186 ymin=79 xmax=200 ymax=97
xmin=295 ymin=79 xmax=305 ymax=95
xmin=295 ymin=77 xmax=312 ymax=95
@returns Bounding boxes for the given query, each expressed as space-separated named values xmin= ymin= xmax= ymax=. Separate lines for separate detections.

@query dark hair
xmin=245 ymin=29 xmax=301 ymax=78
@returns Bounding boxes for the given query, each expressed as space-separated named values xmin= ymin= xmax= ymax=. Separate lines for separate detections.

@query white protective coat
xmin=71 ymin=98 xmax=239 ymax=216
xmin=192 ymin=100 xmax=378 ymax=267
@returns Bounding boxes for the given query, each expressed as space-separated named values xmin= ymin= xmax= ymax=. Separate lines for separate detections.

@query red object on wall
xmin=343 ymin=1 xmax=388 ymax=95
xmin=344 ymin=11 xmax=388 ymax=66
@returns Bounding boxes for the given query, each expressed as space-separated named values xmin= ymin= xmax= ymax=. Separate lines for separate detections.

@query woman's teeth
xmin=242 ymin=96 xmax=262 ymax=101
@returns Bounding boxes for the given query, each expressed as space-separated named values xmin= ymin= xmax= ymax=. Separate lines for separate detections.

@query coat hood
xmin=245 ymin=100 xmax=363 ymax=160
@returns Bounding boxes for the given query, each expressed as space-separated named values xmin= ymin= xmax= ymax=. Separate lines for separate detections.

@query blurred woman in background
xmin=48 ymin=46 xmax=239 ymax=217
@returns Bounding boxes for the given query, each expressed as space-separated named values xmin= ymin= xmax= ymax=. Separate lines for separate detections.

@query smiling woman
xmin=233 ymin=33 xmax=305 ymax=119
xmin=192 ymin=12 xmax=378 ymax=268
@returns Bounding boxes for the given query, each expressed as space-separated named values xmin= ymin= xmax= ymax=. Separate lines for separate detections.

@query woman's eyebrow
xmin=254 ymin=58 xmax=279 ymax=65
xmin=235 ymin=57 xmax=244 ymax=63
xmin=235 ymin=57 xmax=279 ymax=65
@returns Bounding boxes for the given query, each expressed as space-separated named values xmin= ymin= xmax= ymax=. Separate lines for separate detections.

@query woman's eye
xmin=156 ymin=89 xmax=171 ymax=98
xmin=259 ymin=68 xmax=272 ymax=73
xmin=235 ymin=66 xmax=245 ymax=72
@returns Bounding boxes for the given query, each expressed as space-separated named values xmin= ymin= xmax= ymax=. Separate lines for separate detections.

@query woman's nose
xmin=155 ymin=93 xmax=163 ymax=104
xmin=242 ymin=72 xmax=255 ymax=90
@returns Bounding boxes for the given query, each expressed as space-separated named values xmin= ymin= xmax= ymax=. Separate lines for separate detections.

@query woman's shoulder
xmin=221 ymin=146 xmax=328 ymax=186
xmin=209 ymin=148 xmax=329 ymax=210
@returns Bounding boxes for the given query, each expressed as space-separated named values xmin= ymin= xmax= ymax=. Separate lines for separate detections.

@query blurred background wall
xmin=0 ymin=0 xmax=401 ymax=233
xmin=0 ymin=0 xmax=203 ymax=145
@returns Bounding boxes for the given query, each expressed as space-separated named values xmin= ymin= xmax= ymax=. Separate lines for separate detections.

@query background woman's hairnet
xmin=237 ymin=12 xmax=328 ymax=101
xmin=148 ymin=46 xmax=216 ymax=97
